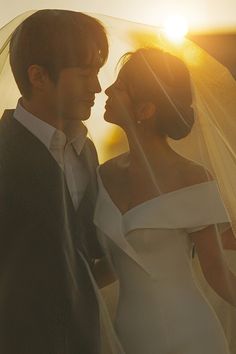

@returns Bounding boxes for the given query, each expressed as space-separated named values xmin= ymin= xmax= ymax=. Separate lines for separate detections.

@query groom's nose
xmin=90 ymin=75 xmax=102 ymax=94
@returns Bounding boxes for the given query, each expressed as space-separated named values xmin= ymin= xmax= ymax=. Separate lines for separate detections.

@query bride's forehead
xmin=116 ymin=63 xmax=133 ymax=80
xmin=118 ymin=57 xmax=150 ymax=79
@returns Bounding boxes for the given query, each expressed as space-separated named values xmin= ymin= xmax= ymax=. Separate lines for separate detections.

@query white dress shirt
xmin=14 ymin=101 xmax=89 ymax=210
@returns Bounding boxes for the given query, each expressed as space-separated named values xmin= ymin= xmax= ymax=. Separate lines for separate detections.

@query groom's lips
xmin=82 ymin=98 xmax=95 ymax=107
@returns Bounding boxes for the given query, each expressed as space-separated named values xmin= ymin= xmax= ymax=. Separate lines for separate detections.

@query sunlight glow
xmin=163 ymin=15 xmax=189 ymax=43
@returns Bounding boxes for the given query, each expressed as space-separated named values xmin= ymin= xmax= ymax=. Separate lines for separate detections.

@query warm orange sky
xmin=0 ymin=0 xmax=236 ymax=31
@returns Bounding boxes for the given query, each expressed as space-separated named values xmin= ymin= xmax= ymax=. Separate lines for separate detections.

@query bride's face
xmin=104 ymin=66 xmax=136 ymax=127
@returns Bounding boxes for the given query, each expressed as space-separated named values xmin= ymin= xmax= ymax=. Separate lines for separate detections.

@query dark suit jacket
xmin=0 ymin=110 xmax=103 ymax=354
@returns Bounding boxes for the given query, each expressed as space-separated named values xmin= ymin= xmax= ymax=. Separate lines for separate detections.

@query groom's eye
xmin=78 ymin=66 xmax=100 ymax=78
xmin=77 ymin=67 xmax=92 ymax=77
xmin=80 ymin=70 xmax=91 ymax=77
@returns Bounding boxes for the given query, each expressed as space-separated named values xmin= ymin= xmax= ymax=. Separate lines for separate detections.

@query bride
xmin=94 ymin=47 xmax=236 ymax=354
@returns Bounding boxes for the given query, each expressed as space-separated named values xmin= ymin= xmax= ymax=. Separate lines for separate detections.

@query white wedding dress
xmin=94 ymin=165 xmax=231 ymax=354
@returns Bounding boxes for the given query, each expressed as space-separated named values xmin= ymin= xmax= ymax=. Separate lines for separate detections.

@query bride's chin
xmin=104 ymin=110 xmax=114 ymax=123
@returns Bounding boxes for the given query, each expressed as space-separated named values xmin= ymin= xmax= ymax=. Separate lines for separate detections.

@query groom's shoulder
xmin=0 ymin=109 xmax=14 ymax=119
xmin=0 ymin=109 xmax=16 ymax=148
xmin=0 ymin=109 xmax=15 ymax=129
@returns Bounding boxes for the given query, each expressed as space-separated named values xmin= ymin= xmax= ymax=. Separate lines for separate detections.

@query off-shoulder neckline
xmin=96 ymin=165 xmax=216 ymax=218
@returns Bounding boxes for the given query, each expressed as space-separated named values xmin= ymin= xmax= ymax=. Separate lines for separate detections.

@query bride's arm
xmin=191 ymin=225 xmax=236 ymax=306
xmin=221 ymin=228 xmax=236 ymax=250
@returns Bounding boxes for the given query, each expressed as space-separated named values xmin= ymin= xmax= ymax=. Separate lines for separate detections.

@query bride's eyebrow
xmin=115 ymin=79 xmax=128 ymax=90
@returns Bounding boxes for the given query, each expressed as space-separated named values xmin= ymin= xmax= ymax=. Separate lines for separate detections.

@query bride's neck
xmin=127 ymin=131 xmax=174 ymax=169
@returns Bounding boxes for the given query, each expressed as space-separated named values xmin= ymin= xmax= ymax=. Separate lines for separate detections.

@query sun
xmin=163 ymin=15 xmax=189 ymax=43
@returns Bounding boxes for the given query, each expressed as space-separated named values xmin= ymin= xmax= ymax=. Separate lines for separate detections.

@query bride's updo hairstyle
xmin=121 ymin=48 xmax=195 ymax=140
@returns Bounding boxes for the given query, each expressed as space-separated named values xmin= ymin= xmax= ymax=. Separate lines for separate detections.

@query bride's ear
xmin=135 ymin=102 xmax=157 ymax=123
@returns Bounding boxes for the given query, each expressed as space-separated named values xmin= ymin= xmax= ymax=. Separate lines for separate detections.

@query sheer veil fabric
xmin=1 ymin=10 xmax=236 ymax=353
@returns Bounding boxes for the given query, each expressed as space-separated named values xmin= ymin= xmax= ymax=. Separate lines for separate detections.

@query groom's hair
xmin=9 ymin=9 xmax=109 ymax=98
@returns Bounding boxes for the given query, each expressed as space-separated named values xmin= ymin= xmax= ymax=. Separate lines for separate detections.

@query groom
xmin=0 ymin=10 xmax=108 ymax=354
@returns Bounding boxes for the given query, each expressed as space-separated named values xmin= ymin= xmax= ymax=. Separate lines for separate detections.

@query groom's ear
xmin=135 ymin=102 xmax=157 ymax=123
xmin=27 ymin=65 xmax=51 ymax=92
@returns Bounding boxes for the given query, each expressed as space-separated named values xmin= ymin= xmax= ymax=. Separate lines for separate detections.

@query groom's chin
xmin=67 ymin=107 xmax=92 ymax=121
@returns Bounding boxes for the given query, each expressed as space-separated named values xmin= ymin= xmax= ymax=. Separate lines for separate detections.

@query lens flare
xmin=163 ymin=15 xmax=189 ymax=43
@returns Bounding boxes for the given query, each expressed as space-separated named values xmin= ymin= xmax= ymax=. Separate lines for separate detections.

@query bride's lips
xmin=105 ymin=100 xmax=112 ymax=109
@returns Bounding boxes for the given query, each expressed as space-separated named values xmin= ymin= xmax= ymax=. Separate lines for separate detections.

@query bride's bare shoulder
xmin=180 ymin=158 xmax=213 ymax=185
xmin=99 ymin=152 xmax=129 ymax=182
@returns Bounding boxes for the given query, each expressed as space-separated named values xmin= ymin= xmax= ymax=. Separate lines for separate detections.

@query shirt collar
xmin=13 ymin=100 xmax=88 ymax=156
xmin=63 ymin=120 xmax=88 ymax=156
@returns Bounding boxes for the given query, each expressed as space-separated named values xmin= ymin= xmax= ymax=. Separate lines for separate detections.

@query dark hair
xmin=120 ymin=48 xmax=194 ymax=140
xmin=10 ymin=10 xmax=109 ymax=98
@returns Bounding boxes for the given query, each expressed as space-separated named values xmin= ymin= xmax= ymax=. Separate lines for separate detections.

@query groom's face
xmin=52 ymin=64 xmax=102 ymax=121
xmin=48 ymin=66 xmax=101 ymax=120
xmin=42 ymin=48 xmax=103 ymax=122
